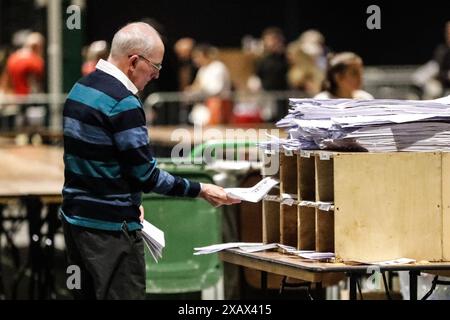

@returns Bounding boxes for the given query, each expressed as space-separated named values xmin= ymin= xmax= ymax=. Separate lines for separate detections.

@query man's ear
xmin=129 ymin=55 xmax=138 ymax=71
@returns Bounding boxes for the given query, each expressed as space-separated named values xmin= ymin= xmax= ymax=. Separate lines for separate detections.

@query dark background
xmin=84 ymin=0 xmax=449 ymax=65
xmin=0 ymin=0 xmax=449 ymax=65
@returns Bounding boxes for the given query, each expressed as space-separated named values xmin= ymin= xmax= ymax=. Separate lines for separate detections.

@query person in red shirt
xmin=6 ymin=32 xmax=45 ymax=95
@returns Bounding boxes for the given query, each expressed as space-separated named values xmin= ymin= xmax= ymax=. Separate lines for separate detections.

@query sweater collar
xmin=96 ymin=59 xmax=139 ymax=95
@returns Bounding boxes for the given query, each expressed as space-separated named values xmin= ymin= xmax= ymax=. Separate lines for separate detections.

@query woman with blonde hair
xmin=315 ymin=52 xmax=373 ymax=99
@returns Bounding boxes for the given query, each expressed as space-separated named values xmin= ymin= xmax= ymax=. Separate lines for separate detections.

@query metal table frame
xmin=220 ymin=249 xmax=450 ymax=300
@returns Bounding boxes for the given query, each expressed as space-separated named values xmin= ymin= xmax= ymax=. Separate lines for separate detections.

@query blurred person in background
xmin=254 ymin=27 xmax=289 ymax=121
xmin=6 ymin=32 xmax=45 ymax=95
xmin=185 ymin=43 xmax=232 ymax=125
xmin=433 ymin=21 xmax=450 ymax=95
xmin=174 ymin=37 xmax=197 ymax=91
xmin=315 ymin=52 xmax=373 ymax=99
xmin=286 ymin=29 xmax=329 ymax=96
xmin=5 ymin=32 xmax=46 ymax=131
xmin=255 ymin=27 xmax=288 ymax=91
xmin=82 ymin=40 xmax=109 ymax=76
xmin=297 ymin=30 xmax=329 ymax=72
xmin=0 ymin=29 xmax=33 ymax=94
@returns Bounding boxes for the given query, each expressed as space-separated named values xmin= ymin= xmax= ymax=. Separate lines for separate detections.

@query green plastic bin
xmin=142 ymin=161 xmax=222 ymax=294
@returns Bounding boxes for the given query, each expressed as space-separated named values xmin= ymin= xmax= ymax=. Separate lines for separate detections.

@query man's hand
xmin=198 ymin=183 xmax=241 ymax=207
xmin=139 ymin=205 xmax=144 ymax=222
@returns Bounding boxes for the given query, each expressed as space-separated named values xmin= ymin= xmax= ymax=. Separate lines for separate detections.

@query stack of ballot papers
xmin=224 ymin=177 xmax=279 ymax=203
xmin=142 ymin=219 xmax=165 ymax=263
xmin=258 ymin=96 xmax=450 ymax=152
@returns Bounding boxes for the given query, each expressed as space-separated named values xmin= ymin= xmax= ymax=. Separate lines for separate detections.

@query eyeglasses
xmin=129 ymin=54 xmax=162 ymax=72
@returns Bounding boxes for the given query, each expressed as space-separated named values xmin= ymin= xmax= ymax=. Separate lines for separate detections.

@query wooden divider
xmin=262 ymin=152 xmax=280 ymax=244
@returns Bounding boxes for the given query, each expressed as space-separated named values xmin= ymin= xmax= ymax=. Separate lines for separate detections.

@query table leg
xmin=409 ymin=270 xmax=419 ymax=301
xmin=11 ymin=197 xmax=44 ymax=300
xmin=261 ymin=271 xmax=268 ymax=296
xmin=349 ymin=273 xmax=358 ymax=300
xmin=313 ymin=282 xmax=325 ymax=300
xmin=0 ymin=205 xmax=6 ymax=300
xmin=43 ymin=203 xmax=59 ymax=299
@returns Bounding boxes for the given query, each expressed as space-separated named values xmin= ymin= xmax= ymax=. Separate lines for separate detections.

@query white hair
xmin=110 ymin=22 xmax=160 ymax=59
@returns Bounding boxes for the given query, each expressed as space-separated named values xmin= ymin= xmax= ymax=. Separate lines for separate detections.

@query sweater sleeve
xmin=108 ymin=95 xmax=201 ymax=197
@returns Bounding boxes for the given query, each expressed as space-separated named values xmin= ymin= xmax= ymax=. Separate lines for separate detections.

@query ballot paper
xmin=142 ymin=219 xmax=165 ymax=263
xmin=366 ymin=258 xmax=416 ymax=266
xmin=225 ymin=177 xmax=279 ymax=203
xmin=194 ymin=242 xmax=265 ymax=255
xmin=296 ymin=252 xmax=335 ymax=260
xmin=238 ymin=243 xmax=279 ymax=253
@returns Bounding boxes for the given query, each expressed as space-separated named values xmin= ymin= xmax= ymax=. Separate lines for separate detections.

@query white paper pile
xmin=194 ymin=242 xmax=269 ymax=255
xmin=142 ymin=219 xmax=165 ymax=263
xmin=259 ymin=96 xmax=450 ymax=152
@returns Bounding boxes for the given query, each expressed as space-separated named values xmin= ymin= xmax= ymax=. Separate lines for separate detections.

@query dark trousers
xmin=62 ymin=219 xmax=146 ymax=300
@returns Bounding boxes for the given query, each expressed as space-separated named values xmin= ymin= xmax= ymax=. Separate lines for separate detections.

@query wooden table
xmin=220 ymin=249 xmax=450 ymax=300
xmin=0 ymin=145 xmax=63 ymax=201
xmin=0 ymin=145 xmax=64 ymax=299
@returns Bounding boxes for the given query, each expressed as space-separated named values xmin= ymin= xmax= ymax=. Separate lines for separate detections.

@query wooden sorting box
xmin=262 ymin=150 xmax=450 ymax=262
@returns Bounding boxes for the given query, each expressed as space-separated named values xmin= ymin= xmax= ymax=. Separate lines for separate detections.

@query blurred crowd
xmin=0 ymin=20 xmax=449 ymax=130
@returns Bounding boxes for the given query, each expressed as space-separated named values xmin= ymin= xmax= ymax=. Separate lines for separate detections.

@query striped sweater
xmin=61 ymin=68 xmax=201 ymax=231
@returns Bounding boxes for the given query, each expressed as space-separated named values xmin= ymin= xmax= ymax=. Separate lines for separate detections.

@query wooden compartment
xmin=280 ymin=152 xmax=297 ymax=196
xmin=262 ymin=150 xmax=450 ymax=262
xmin=262 ymin=199 xmax=280 ymax=244
xmin=280 ymin=204 xmax=297 ymax=247
xmin=297 ymin=206 xmax=316 ymax=250
xmin=315 ymin=155 xmax=334 ymax=202
xmin=297 ymin=154 xmax=315 ymax=200
xmin=315 ymin=209 xmax=334 ymax=253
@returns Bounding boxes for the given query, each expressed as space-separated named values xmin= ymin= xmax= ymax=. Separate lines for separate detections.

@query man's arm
xmin=109 ymin=95 xmax=240 ymax=206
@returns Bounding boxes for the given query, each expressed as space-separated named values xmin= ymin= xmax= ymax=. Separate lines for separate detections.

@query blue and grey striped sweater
xmin=61 ymin=69 xmax=200 ymax=231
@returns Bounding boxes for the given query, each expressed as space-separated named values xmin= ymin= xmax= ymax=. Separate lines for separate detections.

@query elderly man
xmin=61 ymin=22 xmax=239 ymax=300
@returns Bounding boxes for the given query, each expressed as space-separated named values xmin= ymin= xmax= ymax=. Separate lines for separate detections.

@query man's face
xmin=128 ymin=46 xmax=164 ymax=91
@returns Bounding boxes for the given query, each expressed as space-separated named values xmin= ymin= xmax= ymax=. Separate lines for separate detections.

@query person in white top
xmin=186 ymin=44 xmax=233 ymax=124
xmin=188 ymin=44 xmax=231 ymax=98
xmin=314 ymin=52 xmax=374 ymax=100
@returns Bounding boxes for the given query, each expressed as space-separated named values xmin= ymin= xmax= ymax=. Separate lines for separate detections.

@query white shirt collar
xmin=95 ymin=59 xmax=139 ymax=95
